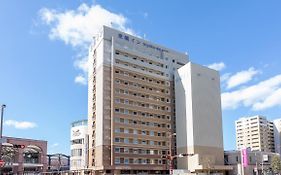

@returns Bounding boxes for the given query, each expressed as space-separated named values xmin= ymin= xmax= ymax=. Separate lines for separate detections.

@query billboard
xmin=241 ymin=148 xmax=249 ymax=167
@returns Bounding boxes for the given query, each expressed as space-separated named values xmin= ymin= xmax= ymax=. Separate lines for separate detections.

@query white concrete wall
xmin=70 ymin=123 xmax=88 ymax=170
xmin=176 ymin=62 xmax=223 ymax=149
xmin=95 ymin=40 xmax=105 ymax=147
xmin=188 ymin=63 xmax=223 ymax=149
xmin=274 ymin=119 xmax=281 ymax=154
xmin=175 ymin=62 xmax=225 ymax=169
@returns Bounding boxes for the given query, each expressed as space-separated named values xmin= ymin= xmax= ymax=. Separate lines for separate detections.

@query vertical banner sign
xmin=241 ymin=148 xmax=248 ymax=167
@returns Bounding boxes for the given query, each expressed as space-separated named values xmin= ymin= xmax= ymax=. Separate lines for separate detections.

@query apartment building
xmin=235 ymin=115 xmax=275 ymax=152
xmin=273 ymin=119 xmax=281 ymax=155
xmin=88 ymin=26 xmax=188 ymax=174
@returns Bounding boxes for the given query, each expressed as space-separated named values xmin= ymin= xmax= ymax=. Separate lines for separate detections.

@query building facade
xmin=70 ymin=120 xmax=89 ymax=172
xmin=175 ymin=63 xmax=231 ymax=174
xmin=224 ymin=150 xmax=279 ymax=175
xmin=88 ymin=26 xmax=189 ymax=174
xmin=273 ymin=119 xmax=281 ymax=155
xmin=1 ymin=136 xmax=47 ymax=174
xmin=235 ymin=115 xmax=275 ymax=152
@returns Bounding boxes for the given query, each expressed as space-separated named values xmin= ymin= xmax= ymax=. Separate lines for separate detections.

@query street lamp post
xmin=167 ymin=133 xmax=194 ymax=174
xmin=0 ymin=104 xmax=6 ymax=157
xmin=168 ymin=133 xmax=176 ymax=175
xmin=255 ymin=152 xmax=259 ymax=175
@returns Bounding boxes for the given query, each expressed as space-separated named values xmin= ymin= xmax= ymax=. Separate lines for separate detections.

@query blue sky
xmin=1 ymin=0 xmax=281 ymax=154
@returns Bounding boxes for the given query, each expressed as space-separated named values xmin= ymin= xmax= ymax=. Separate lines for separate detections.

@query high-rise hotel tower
xmin=88 ymin=26 xmax=188 ymax=174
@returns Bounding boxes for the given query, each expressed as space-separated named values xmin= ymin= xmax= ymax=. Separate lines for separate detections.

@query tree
xmin=271 ymin=155 xmax=281 ymax=174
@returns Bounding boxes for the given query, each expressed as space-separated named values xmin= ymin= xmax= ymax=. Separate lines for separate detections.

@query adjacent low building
xmin=1 ymin=136 xmax=47 ymax=174
xmin=225 ymin=150 xmax=279 ymax=175
xmin=70 ymin=120 xmax=89 ymax=173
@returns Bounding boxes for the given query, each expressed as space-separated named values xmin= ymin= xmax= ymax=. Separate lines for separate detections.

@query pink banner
xmin=241 ymin=148 xmax=248 ymax=167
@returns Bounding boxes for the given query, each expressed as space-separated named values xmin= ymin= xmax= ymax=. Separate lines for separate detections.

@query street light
xmin=168 ymin=133 xmax=176 ymax=175
xmin=0 ymin=104 xmax=6 ymax=155
xmin=166 ymin=133 xmax=194 ymax=174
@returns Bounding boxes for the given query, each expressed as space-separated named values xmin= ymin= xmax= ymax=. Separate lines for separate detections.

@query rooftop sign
xmin=118 ymin=33 xmax=169 ymax=53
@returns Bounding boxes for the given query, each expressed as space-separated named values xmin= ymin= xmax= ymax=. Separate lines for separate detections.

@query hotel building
xmin=88 ymin=26 xmax=188 ymax=174
xmin=235 ymin=115 xmax=275 ymax=152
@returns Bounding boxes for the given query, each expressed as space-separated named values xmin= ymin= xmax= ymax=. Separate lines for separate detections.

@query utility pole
xmin=255 ymin=152 xmax=259 ymax=175
xmin=169 ymin=133 xmax=176 ymax=175
xmin=0 ymin=104 xmax=6 ymax=156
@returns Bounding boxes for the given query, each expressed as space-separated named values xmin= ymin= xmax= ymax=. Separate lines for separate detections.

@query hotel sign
xmin=72 ymin=129 xmax=81 ymax=137
xmin=118 ymin=33 xmax=169 ymax=53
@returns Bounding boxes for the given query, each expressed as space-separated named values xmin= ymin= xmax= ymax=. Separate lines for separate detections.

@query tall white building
xmin=175 ymin=62 xmax=231 ymax=174
xmin=235 ymin=115 xmax=275 ymax=152
xmin=274 ymin=119 xmax=281 ymax=154
xmin=70 ymin=120 xmax=89 ymax=172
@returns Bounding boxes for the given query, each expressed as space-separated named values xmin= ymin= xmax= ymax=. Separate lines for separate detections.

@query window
xmin=124 ymin=138 xmax=129 ymax=144
xmin=115 ymin=158 xmax=120 ymax=164
xmin=134 ymin=129 xmax=138 ymax=134
xmin=115 ymin=147 xmax=120 ymax=153
xmin=133 ymin=139 xmax=138 ymax=144
xmin=124 ymin=119 xmax=129 ymax=124
xmin=115 ymin=138 xmax=120 ymax=143
xmin=71 ymin=149 xmax=82 ymax=156
xmin=124 ymin=109 xmax=129 ymax=114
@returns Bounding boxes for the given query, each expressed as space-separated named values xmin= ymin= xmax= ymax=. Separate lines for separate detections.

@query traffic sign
xmin=13 ymin=144 xmax=25 ymax=149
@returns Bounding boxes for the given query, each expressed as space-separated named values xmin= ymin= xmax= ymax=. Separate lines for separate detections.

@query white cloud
xmin=207 ymin=62 xmax=226 ymax=71
xmin=4 ymin=120 xmax=37 ymax=129
xmin=220 ymin=73 xmax=231 ymax=82
xmin=74 ymin=75 xmax=87 ymax=85
xmin=252 ymin=88 xmax=281 ymax=110
xmin=226 ymin=67 xmax=259 ymax=89
xmin=221 ymin=74 xmax=281 ymax=110
xmin=39 ymin=3 xmax=136 ymax=84
xmin=74 ymin=56 xmax=89 ymax=74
